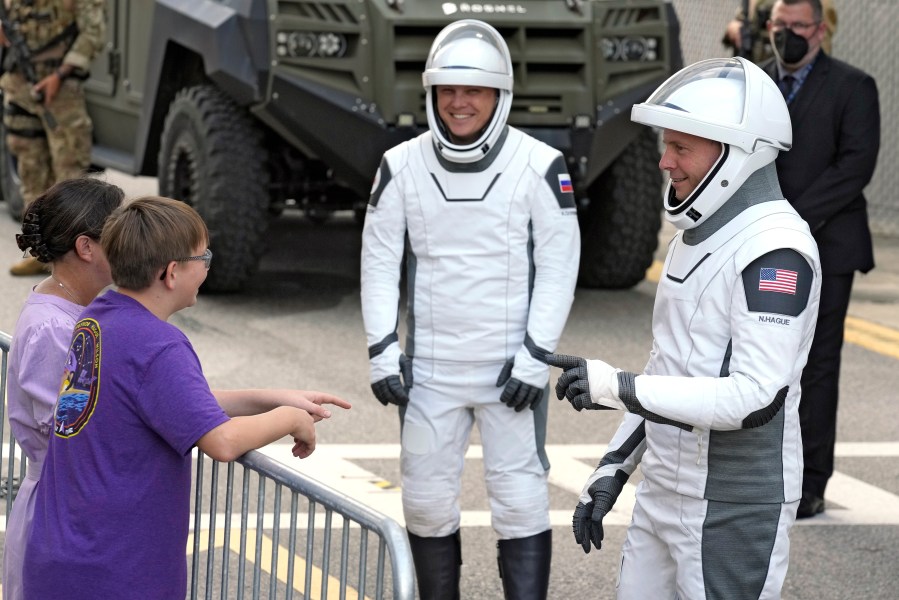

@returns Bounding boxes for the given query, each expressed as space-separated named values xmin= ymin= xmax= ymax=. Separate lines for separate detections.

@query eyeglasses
xmin=159 ymin=248 xmax=213 ymax=280
xmin=179 ymin=248 xmax=213 ymax=270
xmin=768 ymin=19 xmax=821 ymax=34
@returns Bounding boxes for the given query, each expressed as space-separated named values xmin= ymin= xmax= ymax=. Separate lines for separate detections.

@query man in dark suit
xmin=763 ymin=0 xmax=881 ymax=518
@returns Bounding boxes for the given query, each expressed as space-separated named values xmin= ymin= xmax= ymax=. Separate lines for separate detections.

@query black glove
xmin=572 ymin=501 xmax=607 ymax=553
xmin=545 ymin=353 xmax=616 ymax=412
xmin=496 ymin=359 xmax=544 ymax=412
xmin=371 ymin=355 xmax=412 ymax=406
xmin=572 ymin=476 xmax=620 ymax=553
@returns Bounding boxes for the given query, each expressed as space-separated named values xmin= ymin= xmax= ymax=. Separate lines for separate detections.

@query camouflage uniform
xmin=1 ymin=0 xmax=106 ymax=207
xmin=725 ymin=0 xmax=837 ymax=64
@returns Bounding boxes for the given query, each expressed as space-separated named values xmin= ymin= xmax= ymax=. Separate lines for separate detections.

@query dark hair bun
xmin=15 ymin=212 xmax=54 ymax=263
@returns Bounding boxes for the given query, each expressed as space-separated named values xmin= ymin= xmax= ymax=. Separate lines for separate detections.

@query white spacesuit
xmin=360 ymin=19 xmax=580 ymax=600
xmin=548 ymin=57 xmax=822 ymax=599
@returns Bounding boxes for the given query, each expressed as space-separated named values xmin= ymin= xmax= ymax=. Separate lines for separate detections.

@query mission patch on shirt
xmin=55 ymin=318 xmax=101 ymax=438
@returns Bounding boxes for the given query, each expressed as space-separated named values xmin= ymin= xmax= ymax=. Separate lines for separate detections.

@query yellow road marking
xmin=645 ymin=260 xmax=899 ymax=360
xmin=371 ymin=478 xmax=399 ymax=490
xmin=187 ymin=529 xmax=371 ymax=600
xmin=844 ymin=316 xmax=899 ymax=361
xmin=645 ymin=260 xmax=663 ymax=284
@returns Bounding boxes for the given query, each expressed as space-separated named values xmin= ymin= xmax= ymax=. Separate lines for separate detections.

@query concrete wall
xmin=671 ymin=0 xmax=897 ymax=236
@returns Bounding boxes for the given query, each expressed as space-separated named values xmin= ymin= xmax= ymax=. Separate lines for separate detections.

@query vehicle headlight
xmin=276 ymin=31 xmax=348 ymax=59
xmin=600 ymin=36 xmax=659 ymax=62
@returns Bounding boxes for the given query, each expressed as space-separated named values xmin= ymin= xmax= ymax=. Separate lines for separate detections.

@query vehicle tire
xmin=158 ymin=84 xmax=270 ymax=292
xmin=578 ymin=129 xmax=662 ymax=289
xmin=353 ymin=202 xmax=368 ymax=226
xmin=0 ymin=117 xmax=26 ymax=221
xmin=305 ymin=206 xmax=331 ymax=224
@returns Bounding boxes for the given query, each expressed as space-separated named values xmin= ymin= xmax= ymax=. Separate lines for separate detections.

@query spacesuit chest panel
xmin=653 ymin=206 xmax=776 ymax=377
xmin=391 ymin=130 xmax=541 ymax=361
xmin=404 ymin=131 xmax=532 ymax=259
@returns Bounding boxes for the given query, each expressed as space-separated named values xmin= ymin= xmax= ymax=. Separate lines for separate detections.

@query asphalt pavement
xmin=849 ymin=231 xmax=899 ymax=331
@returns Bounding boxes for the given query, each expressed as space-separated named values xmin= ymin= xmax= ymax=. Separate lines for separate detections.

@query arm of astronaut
xmin=580 ymin=413 xmax=646 ymax=505
xmin=574 ymin=414 xmax=646 ymax=552
xmin=360 ymin=156 xmax=407 ymax=385
xmin=629 ymin=246 xmax=819 ymax=431
xmin=508 ymin=153 xmax=581 ymax=387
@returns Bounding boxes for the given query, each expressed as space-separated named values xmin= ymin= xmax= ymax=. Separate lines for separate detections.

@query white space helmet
xmin=631 ymin=57 xmax=791 ymax=229
xmin=422 ymin=19 xmax=513 ymax=163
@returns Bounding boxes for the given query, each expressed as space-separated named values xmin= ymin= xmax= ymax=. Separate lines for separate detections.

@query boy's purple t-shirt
xmin=23 ymin=290 xmax=229 ymax=599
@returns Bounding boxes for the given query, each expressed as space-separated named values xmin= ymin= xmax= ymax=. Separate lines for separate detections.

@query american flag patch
xmin=759 ymin=268 xmax=798 ymax=295
xmin=558 ymin=174 xmax=573 ymax=194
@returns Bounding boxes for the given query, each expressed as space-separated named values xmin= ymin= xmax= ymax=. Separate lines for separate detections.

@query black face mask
xmin=773 ymin=28 xmax=809 ymax=65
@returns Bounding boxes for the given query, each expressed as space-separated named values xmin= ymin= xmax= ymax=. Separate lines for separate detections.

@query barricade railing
xmin=1 ymin=330 xmax=22 ymax=520
xmin=0 ymin=331 xmax=414 ymax=599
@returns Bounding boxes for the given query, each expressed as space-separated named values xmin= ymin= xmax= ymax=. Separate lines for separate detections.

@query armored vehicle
xmin=1 ymin=0 xmax=682 ymax=292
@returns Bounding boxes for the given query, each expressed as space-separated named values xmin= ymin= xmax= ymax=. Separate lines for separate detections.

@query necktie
xmin=779 ymin=75 xmax=795 ymax=99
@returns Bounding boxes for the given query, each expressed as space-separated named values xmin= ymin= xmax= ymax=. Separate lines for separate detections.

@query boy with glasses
xmin=22 ymin=196 xmax=350 ymax=598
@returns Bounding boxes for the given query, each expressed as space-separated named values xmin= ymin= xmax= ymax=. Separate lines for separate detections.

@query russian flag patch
xmin=558 ymin=174 xmax=573 ymax=194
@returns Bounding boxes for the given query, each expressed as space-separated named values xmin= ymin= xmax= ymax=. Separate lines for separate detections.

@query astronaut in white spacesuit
xmin=547 ymin=57 xmax=822 ymax=599
xmin=360 ymin=19 xmax=580 ymax=600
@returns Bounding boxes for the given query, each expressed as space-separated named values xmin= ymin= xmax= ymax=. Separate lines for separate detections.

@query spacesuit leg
xmin=478 ymin=381 xmax=551 ymax=538
xmin=619 ymin=479 xmax=795 ymax=599
xmin=399 ymin=359 xmax=473 ymax=598
xmin=399 ymin=360 xmax=473 ymax=536
xmin=476 ymin=366 xmax=552 ymax=596
xmin=696 ymin=499 xmax=795 ymax=600
xmin=616 ymin=479 xmax=679 ymax=599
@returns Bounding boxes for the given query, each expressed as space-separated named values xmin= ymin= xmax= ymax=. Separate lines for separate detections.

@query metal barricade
xmin=1 ymin=330 xmax=414 ymax=599
xmin=189 ymin=451 xmax=414 ymax=599
xmin=1 ymin=331 xmax=23 ymax=520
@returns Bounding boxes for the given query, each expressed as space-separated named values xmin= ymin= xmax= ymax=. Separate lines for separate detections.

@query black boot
xmin=407 ymin=530 xmax=462 ymax=600
xmin=496 ymin=530 xmax=552 ymax=600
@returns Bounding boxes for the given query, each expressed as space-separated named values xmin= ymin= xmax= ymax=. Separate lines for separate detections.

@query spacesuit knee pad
xmin=402 ymin=482 xmax=460 ymax=537
xmin=486 ymin=475 xmax=550 ymax=538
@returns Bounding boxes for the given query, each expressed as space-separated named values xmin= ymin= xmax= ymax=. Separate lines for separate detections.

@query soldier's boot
xmin=10 ymin=256 xmax=47 ymax=276
xmin=497 ymin=530 xmax=552 ymax=600
xmin=407 ymin=530 xmax=461 ymax=600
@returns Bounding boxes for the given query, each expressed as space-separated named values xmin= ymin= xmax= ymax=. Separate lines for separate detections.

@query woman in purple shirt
xmin=3 ymin=178 xmax=124 ymax=600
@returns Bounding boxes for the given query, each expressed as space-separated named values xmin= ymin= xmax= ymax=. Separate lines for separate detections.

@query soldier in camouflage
xmin=1 ymin=0 xmax=106 ymax=275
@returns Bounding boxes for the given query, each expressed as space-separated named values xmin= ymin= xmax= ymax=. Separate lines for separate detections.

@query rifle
xmin=0 ymin=3 xmax=58 ymax=129
xmin=738 ymin=0 xmax=754 ymax=60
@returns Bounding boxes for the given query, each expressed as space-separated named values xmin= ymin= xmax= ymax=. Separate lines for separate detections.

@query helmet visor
xmin=646 ymin=58 xmax=746 ymax=126
xmin=423 ymin=20 xmax=514 ymax=92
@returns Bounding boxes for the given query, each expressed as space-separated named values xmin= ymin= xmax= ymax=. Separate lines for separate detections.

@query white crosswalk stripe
xmin=255 ymin=442 xmax=899 ymax=527
xmin=2 ymin=442 xmax=896 ymax=532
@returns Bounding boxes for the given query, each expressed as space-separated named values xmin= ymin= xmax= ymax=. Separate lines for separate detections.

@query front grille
xmin=277 ymin=0 xmax=359 ymax=25
xmin=392 ymin=24 xmax=590 ymax=126
xmin=600 ymin=5 xmax=662 ymax=28
xmin=270 ymin=2 xmax=672 ymax=127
